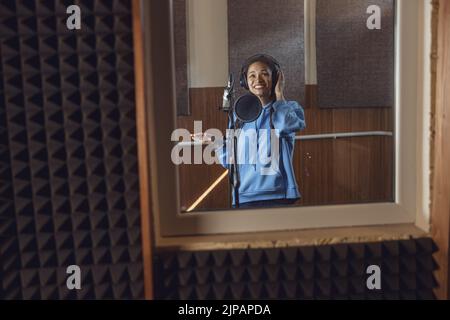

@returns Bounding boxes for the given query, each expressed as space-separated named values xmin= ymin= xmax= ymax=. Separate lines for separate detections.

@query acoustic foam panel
xmin=316 ymin=0 xmax=395 ymax=108
xmin=0 ymin=0 xmax=143 ymax=299
xmin=173 ymin=0 xmax=189 ymax=116
xmin=228 ymin=0 xmax=305 ymax=106
xmin=154 ymin=238 xmax=437 ymax=300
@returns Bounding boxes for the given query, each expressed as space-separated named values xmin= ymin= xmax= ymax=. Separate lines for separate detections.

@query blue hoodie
xmin=216 ymin=100 xmax=306 ymax=205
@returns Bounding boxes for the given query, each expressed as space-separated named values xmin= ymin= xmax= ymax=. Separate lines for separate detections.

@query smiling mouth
xmin=254 ymin=85 xmax=266 ymax=89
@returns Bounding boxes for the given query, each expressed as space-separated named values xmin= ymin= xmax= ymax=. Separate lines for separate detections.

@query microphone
xmin=221 ymin=73 xmax=234 ymax=112
xmin=234 ymin=94 xmax=262 ymax=123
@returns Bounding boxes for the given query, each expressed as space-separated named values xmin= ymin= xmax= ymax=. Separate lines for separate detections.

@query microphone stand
xmin=222 ymin=74 xmax=240 ymax=208
xmin=228 ymin=109 xmax=240 ymax=208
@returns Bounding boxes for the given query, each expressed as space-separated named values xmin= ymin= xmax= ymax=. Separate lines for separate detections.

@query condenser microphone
xmin=221 ymin=73 xmax=234 ymax=112
xmin=234 ymin=94 xmax=262 ymax=123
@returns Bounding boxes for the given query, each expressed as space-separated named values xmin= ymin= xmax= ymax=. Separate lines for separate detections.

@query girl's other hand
xmin=275 ymin=70 xmax=286 ymax=101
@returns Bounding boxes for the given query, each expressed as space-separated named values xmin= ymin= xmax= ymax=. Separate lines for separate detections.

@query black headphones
xmin=239 ymin=54 xmax=281 ymax=93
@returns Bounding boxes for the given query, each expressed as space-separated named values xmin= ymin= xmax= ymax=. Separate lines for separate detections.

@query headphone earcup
xmin=240 ymin=71 xmax=249 ymax=90
xmin=272 ymin=68 xmax=279 ymax=92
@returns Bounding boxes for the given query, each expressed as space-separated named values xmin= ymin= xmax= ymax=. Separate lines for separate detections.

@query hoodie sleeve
xmin=272 ymin=101 xmax=306 ymax=136
xmin=215 ymin=117 xmax=233 ymax=170
xmin=215 ymin=137 xmax=230 ymax=170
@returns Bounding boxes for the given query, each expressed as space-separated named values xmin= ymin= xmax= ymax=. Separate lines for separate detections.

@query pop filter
xmin=234 ymin=94 xmax=262 ymax=123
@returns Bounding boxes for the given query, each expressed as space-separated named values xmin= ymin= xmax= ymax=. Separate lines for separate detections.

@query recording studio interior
xmin=1 ymin=0 xmax=450 ymax=301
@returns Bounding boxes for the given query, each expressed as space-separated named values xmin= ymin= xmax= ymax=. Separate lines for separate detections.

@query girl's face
xmin=247 ymin=61 xmax=273 ymax=101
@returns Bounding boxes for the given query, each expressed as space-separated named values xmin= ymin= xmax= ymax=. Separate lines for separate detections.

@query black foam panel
xmin=154 ymin=238 xmax=437 ymax=300
xmin=316 ymin=0 xmax=395 ymax=108
xmin=1 ymin=0 xmax=143 ymax=299
xmin=173 ymin=0 xmax=189 ymax=116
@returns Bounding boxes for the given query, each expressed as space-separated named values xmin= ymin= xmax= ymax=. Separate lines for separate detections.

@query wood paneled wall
xmin=177 ymin=87 xmax=393 ymax=211
xmin=177 ymin=88 xmax=230 ymax=211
